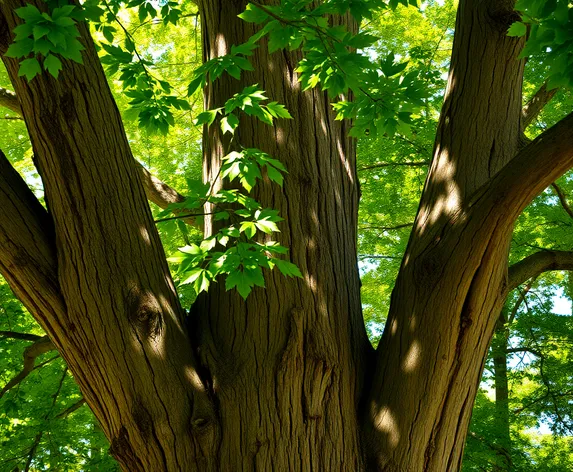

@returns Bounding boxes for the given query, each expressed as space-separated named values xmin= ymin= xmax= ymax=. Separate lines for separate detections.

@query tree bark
xmin=0 ymin=1 xmax=215 ymax=469
xmin=364 ymin=1 xmax=528 ymax=469
xmin=491 ymin=315 xmax=511 ymax=471
xmin=191 ymin=0 xmax=372 ymax=469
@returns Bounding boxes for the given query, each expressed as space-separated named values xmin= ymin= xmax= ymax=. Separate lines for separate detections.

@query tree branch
xmin=359 ymin=222 xmax=414 ymax=231
xmin=522 ymin=81 xmax=558 ymax=129
xmin=55 ymin=397 xmax=86 ymax=419
xmin=0 ymin=86 xmax=20 ymax=114
xmin=0 ymin=330 xmax=44 ymax=341
xmin=0 ymin=87 xmax=196 ymax=226
xmin=551 ymin=182 xmax=573 ymax=221
xmin=478 ymin=111 xmax=573 ymax=229
xmin=507 ymin=278 xmax=535 ymax=324
xmin=506 ymin=346 xmax=542 ymax=357
xmin=508 ymin=250 xmax=573 ymax=291
xmin=0 ymin=336 xmax=56 ymax=399
xmin=0 ymin=149 xmax=67 ymax=326
xmin=358 ymin=161 xmax=429 ymax=172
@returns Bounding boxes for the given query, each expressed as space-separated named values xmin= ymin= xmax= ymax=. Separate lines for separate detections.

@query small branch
xmin=0 ymin=330 xmax=44 ymax=341
xmin=0 ymin=336 xmax=56 ymax=399
xmin=522 ymin=81 xmax=558 ymax=129
xmin=507 ymin=278 xmax=536 ymax=324
xmin=551 ymin=182 xmax=573 ymax=221
xmin=508 ymin=250 xmax=573 ymax=292
xmin=0 ymin=88 xmax=196 ymax=227
xmin=154 ymin=212 xmax=214 ymax=223
xmin=360 ymin=222 xmax=414 ymax=231
xmin=358 ymin=254 xmax=402 ymax=260
xmin=467 ymin=431 xmax=512 ymax=462
xmin=506 ymin=346 xmax=542 ymax=357
xmin=0 ymin=87 xmax=20 ymax=114
xmin=55 ymin=397 xmax=86 ymax=419
xmin=358 ymin=161 xmax=429 ymax=172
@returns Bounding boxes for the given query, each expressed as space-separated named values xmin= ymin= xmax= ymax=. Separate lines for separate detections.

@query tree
xmin=0 ymin=0 xmax=573 ymax=470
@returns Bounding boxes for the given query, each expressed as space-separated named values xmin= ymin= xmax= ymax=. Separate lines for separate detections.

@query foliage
xmin=508 ymin=0 xmax=573 ymax=90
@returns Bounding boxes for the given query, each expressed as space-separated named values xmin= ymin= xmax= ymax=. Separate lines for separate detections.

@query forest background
xmin=0 ymin=0 xmax=572 ymax=470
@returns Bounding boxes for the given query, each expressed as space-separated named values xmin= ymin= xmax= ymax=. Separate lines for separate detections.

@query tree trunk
xmin=0 ymin=1 xmax=216 ymax=469
xmin=492 ymin=316 xmax=512 ymax=470
xmin=364 ymin=1 xmax=527 ymax=469
xmin=192 ymin=0 xmax=372 ymax=468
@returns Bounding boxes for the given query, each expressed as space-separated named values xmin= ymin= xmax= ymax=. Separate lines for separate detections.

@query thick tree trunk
xmin=0 ymin=1 xmax=216 ymax=469
xmin=364 ymin=1 xmax=526 ymax=470
xmin=192 ymin=0 xmax=372 ymax=469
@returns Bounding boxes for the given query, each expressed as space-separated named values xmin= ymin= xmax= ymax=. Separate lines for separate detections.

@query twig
xmin=55 ymin=398 xmax=86 ymax=419
xmin=551 ymin=183 xmax=573 ymax=221
xmin=0 ymin=330 xmax=44 ymax=341
xmin=358 ymin=161 xmax=429 ymax=172
xmin=0 ymin=337 xmax=56 ymax=399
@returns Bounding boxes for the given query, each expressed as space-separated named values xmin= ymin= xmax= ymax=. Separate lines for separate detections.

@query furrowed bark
xmin=0 ymin=1 xmax=215 ymax=469
xmin=193 ymin=0 xmax=371 ymax=469
xmin=364 ymin=1 xmax=528 ymax=469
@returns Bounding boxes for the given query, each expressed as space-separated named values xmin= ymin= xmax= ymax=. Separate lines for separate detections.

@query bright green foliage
xmin=236 ymin=0 xmax=426 ymax=137
xmin=509 ymin=0 xmax=573 ymax=89
xmin=4 ymin=3 xmax=84 ymax=79
xmin=159 ymin=84 xmax=301 ymax=300
xmin=188 ymin=41 xmax=256 ymax=95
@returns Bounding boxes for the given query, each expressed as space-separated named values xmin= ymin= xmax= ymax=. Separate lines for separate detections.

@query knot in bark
xmin=126 ymin=287 xmax=164 ymax=340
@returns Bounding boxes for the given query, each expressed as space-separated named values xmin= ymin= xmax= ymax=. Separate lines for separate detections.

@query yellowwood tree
xmin=1 ymin=0 xmax=573 ymax=470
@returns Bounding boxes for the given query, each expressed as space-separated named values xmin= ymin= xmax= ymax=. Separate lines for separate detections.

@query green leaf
xmin=180 ymin=244 xmax=202 ymax=255
xmin=195 ymin=109 xmax=220 ymax=126
xmin=4 ymin=38 xmax=34 ymax=58
xmin=255 ymin=219 xmax=280 ymax=234
xmin=265 ymin=165 xmax=284 ymax=186
xmin=273 ymin=259 xmax=303 ymax=278
xmin=265 ymin=102 xmax=292 ymax=119
xmin=32 ymin=25 xmax=51 ymax=41
xmin=238 ymin=4 xmax=269 ymax=24
xmin=181 ymin=268 xmax=204 ymax=285
xmin=220 ymin=113 xmax=239 ymax=135
xmin=18 ymin=57 xmax=42 ymax=81
xmin=507 ymin=22 xmax=527 ymax=37
xmin=15 ymin=4 xmax=42 ymax=21
xmin=62 ymin=40 xmax=84 ymax=64
xmin=225 ymin=270 xmax=252 ymax=299
xmin=13 ymin=23 xmax=34 ymax=41
xmin=194 ymin=270 xmax=211 ymax=294
xmin=240 ymin=221 xmax=257 ymax=238
xmin=268 ymin=27 xmax=291 ymax=53
xmin=43 ymin=54 xmax=62 ymax=78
